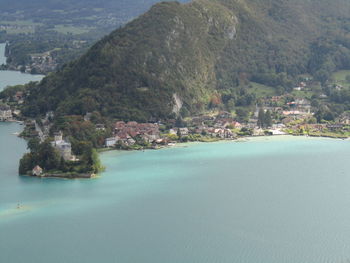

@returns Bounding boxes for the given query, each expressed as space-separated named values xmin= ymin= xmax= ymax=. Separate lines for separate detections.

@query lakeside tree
xmin=264 ymin=110 xmax=272 ymax=128
xmin=257 ymin=109 xmax=272 ymax=128
xmin=27 ymin=137 xmax=40 ymax=153
xmin=257 ymin=109 xmax=265 ymax=128
xmin=236 ymin=108 xmax=250 ymax=123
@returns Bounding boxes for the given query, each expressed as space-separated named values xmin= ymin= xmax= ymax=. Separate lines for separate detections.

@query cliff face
xmin=23 ymin=0 xmax=350 ymax=121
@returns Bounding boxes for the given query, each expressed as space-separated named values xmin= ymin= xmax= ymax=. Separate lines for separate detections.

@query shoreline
xmin=99 ymin=133 xmax=350 ymax=157
xmin=21 ymin=173 xmax=97 ymax=180
xmin=6 ymin=119 xmax=349 ymax=179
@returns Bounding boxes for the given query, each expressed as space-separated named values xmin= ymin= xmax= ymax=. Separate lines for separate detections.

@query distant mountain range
xmin=22 ymin=0 xmax=350 ymax=121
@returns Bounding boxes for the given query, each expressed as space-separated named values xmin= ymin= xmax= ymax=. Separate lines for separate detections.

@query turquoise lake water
xmin=0 ymin=43 xmax=44 ymax=91
xmin=2 ymin=129 xmax=350 ymax=263
xmin=2 ymin=42 xmax=350 ymax=262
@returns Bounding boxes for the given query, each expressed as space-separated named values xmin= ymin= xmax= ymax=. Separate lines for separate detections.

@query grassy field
xmin=332 ymin=70 xmax=350 ymax=86
xmin=0 ymin=20 xmax=42 ymax=34
xmin=0 ymin=20 xmax=42 ymax=26
xmin=250 ymin=82 xmax=276 ymax=98
xmin=291 ymin=90 xmax=314 ymax=99
xmin=53 ymin=25 xmax=93 ymax=35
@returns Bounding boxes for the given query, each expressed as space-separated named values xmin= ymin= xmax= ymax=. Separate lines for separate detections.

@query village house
xmin=178 ymin=128 xmax=189 ymax=136
xmin=217 ymin=111 xmax=232 ymax=119
xmin=287 ymin=98 xmax=311 ymax=110
xmin=269 ymin=129 xmax=287 ymax=135
xmin=191 ymin=116 xmax=205 ymax=126
xmin=32 ymin=165 xmax=43 ymax=176
xmin=169 ymin=128 xmax=177 ymax=135
xmin=338 ymin=112 xmax=350 ymax=125
xmin=326 ymin=124 xmax=344 ymax=131
xmin=295 ymin=98 xmax=311 ymax=111
xmin=207 ymin=128 xmax=235 ymax=139
xmin=271 ymin=96 xmax=284 ymax=102
xmin=105 ymin=137 xmax=117 ymax=147
xmin=272 ymin=123 xmax=286 ymax=130
xmin=296 ymin=124 xmax=327 ymax=132
xmin=214 ymin=118 xmax=242 ymax=129
xmin=214 ymin=120 xmax=231 ymax=128
xmin=0 ymin=104 xmax=12 ymax=121
xmin=168 ymin=127 xmax=190 ymax=137
xmin=13 ymin=91 xmax=24 ymax=104
xmin=335 ymin=85 xmax=343 ymax=91
xmin=155 ymin=138 xmax=168 ymax=145
xmin=247 ymin=118 xmax=258 ymax=129
xmin=293 ymin=82 xmax=307 ymax=91
xmin=84 ymin=112 xmax=92 ymax=122
xmin=282 ymin=110 xmax=311 ymax=118
xmin=46 ymin=111 xmax=54 ymax=120
xmin=233 ymin=122 xmax=242 ymax=129
xmin=194 ymin=125 xmax=209 ymax=135
xmin=96 ymin=124 xmax=106 ymax=131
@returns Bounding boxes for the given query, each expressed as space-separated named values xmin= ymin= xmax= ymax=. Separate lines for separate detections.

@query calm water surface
xmin=1 ymin=131 xmax=350 ymax=263
xmin=0 ymin=43 xmax=44 ymax=91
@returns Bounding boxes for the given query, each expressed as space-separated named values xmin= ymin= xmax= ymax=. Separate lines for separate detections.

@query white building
xmin=0 ymin=105 xmax=12 ymax=121
xmin=105 ymin=137 xmax=117 ymax=147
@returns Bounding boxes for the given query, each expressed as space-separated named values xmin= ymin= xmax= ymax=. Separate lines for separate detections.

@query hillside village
xmin=2 ymin=69 xmax=350 ymax=165
xmin=3 ymin=80 xmax=350 ymax=153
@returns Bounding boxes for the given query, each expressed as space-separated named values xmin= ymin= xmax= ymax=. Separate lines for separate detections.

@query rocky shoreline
xmin=24 ymin=173 xmax=96 ymax=179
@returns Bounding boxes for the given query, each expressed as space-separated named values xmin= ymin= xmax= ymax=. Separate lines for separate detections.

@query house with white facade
xmin=0 ymin=104 xmax=12 ymax=121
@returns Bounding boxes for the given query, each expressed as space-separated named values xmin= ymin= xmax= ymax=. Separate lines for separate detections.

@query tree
xmin=346 ymin=74 xmax=350 ymax=83
xmin=19 ymin=153 xmax=33 ymax=174
xmin=175 ymin=116 xmax=185 ymax=128
xmin=59 ymin=157 xmax=68 ymax=172
xmin=37 ymin=140 xmax=60 ymax=170
xmin=81 ymin=143 xmax=93 ymax=166
xmin=91 ymin=149 xmax=104 ymax=173
xmin=236 ymin=108 xmax=249 ymax=123
xmin=314 ymin=69 xmax=330 ymax=84
xmin=264 ymin=110 xmax=272 ymax=128
xmin=176 ymin=128 xmax=182 ymax=138
xmin=27 ymin=138 xmax=40 ymax=153
xmin=257 ymin=108 xmax=265 ymax=128
xmin=226 ymin=98 xmax=235 ymax=111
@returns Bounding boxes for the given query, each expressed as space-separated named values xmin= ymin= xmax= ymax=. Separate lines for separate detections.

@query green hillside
xmin=21 ymin=0 xmax=350 ymax=121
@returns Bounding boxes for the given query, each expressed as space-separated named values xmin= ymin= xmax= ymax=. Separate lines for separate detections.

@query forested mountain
xmin=22 ymin=0 xmax=350 ymax=121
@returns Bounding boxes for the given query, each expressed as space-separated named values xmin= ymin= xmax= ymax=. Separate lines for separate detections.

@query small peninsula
xmin=19 ymin=132 xmax=103 ymax=179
